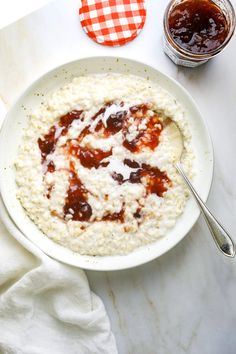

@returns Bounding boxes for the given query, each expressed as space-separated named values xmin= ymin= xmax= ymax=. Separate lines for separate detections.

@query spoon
xmin=164 ymin=118 xmax=235 ymax=258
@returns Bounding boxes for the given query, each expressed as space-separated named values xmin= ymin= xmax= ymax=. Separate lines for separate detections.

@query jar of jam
xmin=163 ymin=0 xmax=235 ymax=67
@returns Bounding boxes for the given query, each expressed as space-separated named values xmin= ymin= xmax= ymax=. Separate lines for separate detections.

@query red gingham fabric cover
xmin=79 ymin=0 xmax=146 ymax=47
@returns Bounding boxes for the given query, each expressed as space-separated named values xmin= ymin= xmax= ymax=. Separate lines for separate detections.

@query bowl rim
xmin=0 ymin=55 xmax=214 ymax=271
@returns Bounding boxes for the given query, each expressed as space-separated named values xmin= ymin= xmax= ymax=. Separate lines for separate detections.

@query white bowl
xmin=0 ymin=57 xmax=213 ymax=271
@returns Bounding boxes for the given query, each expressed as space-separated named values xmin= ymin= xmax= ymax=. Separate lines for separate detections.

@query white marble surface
xmin=0 ymin=0 xmax=236 ymax=353
xmin=0 ymin=0 xmax=52 ymax=30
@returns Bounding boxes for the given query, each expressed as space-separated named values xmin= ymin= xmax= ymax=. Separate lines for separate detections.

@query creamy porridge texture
xmin=15 ymin=73 xmax=194 ymax=256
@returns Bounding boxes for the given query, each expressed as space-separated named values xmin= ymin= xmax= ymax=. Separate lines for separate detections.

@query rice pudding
xmin=15 ymin=73 xmax=194 ymax=256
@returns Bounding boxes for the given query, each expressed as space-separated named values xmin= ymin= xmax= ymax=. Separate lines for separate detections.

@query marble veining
xmin=0 ymin=0 xmax=236 ymax=353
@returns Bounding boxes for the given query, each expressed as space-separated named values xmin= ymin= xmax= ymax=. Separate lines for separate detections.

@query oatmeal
xmin=15 ymin=73 xmax=194 ymax=256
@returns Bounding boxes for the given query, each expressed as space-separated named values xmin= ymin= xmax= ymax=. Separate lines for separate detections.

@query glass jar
xmin=163 ymin=0 xmax=236 ymax=67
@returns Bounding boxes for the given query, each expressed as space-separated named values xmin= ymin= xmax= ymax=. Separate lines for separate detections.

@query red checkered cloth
xmin=79 ymin=0 xmax=146 ymax=47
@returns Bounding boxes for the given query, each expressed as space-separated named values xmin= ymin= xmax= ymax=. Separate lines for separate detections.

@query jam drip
xmin=106 ymin=111 xmax=128 ymax=135
xmin=38 ymin=126 xmax=57 ymax=163
xmin=102 ymin=205 xmax=125 ymax=223
xmin=123 ymin=104 xmax=163 ymax=153
xmin=112 ymin=159 xmax=170 ymax=197
xmin=134 ymin=207 xmax=142 ymax=219
xmin=168 ymin=0 xmax=229 ymax=54
xmin=64 ymin=163 xmax=124 ymax=223
xmin=112 ymin=172 xmax=124 ymax=184
xmin=64 ymin=167 xmax=92 ymax=222
xmin=124 ymin=159 xmax=140 ymax=168
xmin=69 ymin=145 xmax=112 ymax=169
xmin=94 ymin=109 xmax=128 ymax=136
xmin=141 ymin=164 xmax=170 ymax=197
xmin=38 ymin=110 xmax=83 ymax=169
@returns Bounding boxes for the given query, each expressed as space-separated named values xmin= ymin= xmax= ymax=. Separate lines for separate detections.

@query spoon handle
xmin=176 ymin=162 xmax=235 ymax=258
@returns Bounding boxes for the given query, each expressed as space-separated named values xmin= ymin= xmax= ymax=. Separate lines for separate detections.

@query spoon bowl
xmin=164 ymin=118 xmax=235 ymax=258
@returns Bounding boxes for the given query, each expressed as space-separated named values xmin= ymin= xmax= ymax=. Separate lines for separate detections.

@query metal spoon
xmin=164 ymin=118 xmax=235 ymax=258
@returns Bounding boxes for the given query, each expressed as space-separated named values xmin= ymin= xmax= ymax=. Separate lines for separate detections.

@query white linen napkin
xmin=0 ymin=98 xmax=117 ymax=354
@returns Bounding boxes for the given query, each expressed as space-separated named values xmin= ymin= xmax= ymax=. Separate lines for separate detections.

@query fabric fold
xmin=0 ymin=198 xmax=117 ymax=354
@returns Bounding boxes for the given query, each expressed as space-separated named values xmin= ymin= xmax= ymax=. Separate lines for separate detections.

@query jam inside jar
xmin=163 ymin=0 xmax=235 ymax=67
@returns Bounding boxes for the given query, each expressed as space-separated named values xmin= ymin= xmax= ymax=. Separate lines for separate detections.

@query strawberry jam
xmin=168 ymin=0 xmax=229 ymax=54
xmin=38 ymin=102 xmax=171 ymax=224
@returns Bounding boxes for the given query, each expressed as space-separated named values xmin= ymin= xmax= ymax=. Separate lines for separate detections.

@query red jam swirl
xmin=168 ymin=0 xmax=229 ymax=54
xmin=38 ymin=102 xmax=170 ymax=224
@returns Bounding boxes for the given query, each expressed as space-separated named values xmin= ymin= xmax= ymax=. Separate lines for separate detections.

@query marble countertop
xmin=0 ymin=0 xmax=236 ymax=353
xmin=0 ymin=0 xmax=52 ymax=29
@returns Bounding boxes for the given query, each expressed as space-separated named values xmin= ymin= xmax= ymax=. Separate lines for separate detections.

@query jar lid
xmin=79 ymin=0 xmax=146 ymax=47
